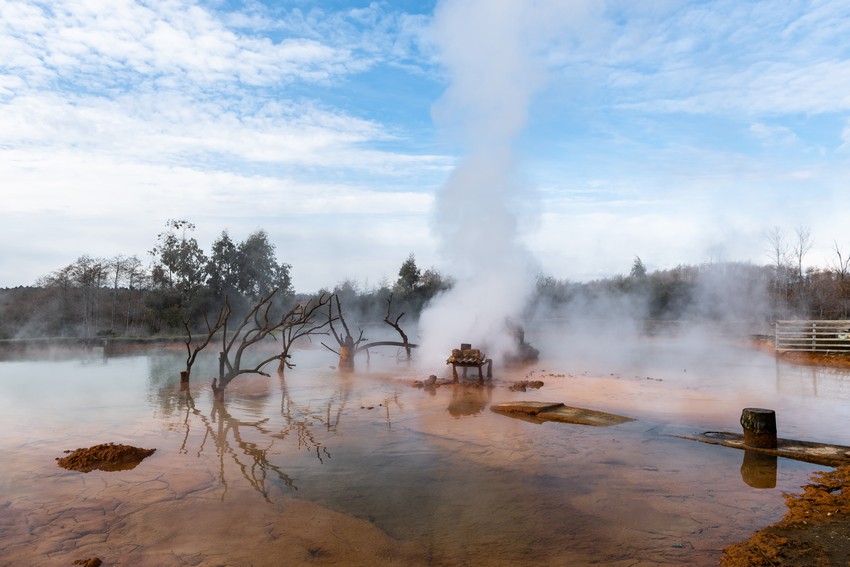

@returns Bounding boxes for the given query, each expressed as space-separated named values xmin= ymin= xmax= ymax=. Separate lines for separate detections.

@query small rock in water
xmin=509 ymin=380 xmax=544 ymax=392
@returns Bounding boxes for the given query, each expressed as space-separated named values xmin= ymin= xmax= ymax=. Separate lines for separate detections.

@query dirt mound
xmin=722 ymin=465 xmax=850 ymax=565
xmin=56 ymin=443 xmax=155 ymax=473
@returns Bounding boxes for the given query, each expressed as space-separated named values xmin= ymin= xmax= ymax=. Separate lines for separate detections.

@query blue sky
xmin=2 ymin=0 xmax=849 ymax=292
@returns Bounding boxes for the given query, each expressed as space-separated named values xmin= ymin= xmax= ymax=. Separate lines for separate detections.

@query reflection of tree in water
xmin=275 ymin=375 xmax=333 ymax=463
xmin=175 ymin=373 xmax=353 ymax=500
xmin=147 ymin=351 xmax=189 ymax=417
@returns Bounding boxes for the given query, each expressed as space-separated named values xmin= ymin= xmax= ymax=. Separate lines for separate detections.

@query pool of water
xmin=1 ymin=333 xmax=848 ymax=566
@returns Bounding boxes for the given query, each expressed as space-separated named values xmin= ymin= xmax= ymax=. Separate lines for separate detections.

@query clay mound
xmin=56 ymin=443 xmax=155 ymax=473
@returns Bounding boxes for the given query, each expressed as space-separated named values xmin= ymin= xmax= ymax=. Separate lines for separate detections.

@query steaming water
xmin=1 ymin=334 xmax=849 ymax=566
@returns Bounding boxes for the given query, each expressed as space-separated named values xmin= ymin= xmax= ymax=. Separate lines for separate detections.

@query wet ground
xmin=1 ymin=331 xmax=849 ymax=565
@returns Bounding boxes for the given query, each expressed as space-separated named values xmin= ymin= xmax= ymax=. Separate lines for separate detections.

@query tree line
xmin=0 ymin=222 xmax=451 ymax=340
xmin=3 ymin=223 xmax=850 ymax=341
xmin=532 ymin=225 xmax=850 ymax=324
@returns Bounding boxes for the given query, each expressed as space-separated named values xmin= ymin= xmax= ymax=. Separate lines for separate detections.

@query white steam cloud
xmin=418 ymin=0 xmax=596 ymax=364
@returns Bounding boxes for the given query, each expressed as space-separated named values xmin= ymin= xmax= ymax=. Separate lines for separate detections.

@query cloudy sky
xmin=2 ymin=0 xmax=850 ymax=292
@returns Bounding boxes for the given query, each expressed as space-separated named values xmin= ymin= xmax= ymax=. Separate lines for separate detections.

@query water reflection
xmin=276 ymin=375 xmax=335 ymax=461
xmin=740 ymin=450 xmax=778 ymax=489
xmin=446 ymin=383 xmax=493 ymax=417
xmin=171 ymin=374 xmax=348 ymax=500
xmin=775 ymin=359 xmax=850 ymax=400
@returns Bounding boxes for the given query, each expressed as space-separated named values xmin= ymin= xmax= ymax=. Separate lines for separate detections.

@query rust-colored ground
xmin=750 ymin=337 xmax=850 ymax=368
xmin=722 ymin=465 xmax=850 ymax=566
xmin=56 ymin=443 xmax=156 ymax=473
xmin=777 ymin=350 xmax=850 ymax=368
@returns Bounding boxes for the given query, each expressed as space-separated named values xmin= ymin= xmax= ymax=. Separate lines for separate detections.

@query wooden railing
xmin=775 ymin=320 xmax=850 ymax=352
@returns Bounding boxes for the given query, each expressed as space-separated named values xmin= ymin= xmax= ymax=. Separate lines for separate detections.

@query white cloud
xmin=0 ymin=0 xmax=361 ymax=89
xmin=749 ymin=122 xmax=799 ymax=146
xmin=0 ymin=145 xmax=436 ymax=290
xmin=0 ymin=90 xmax=452 ymax=178
xmin=556 ymin=0 xmax=850 ymax=117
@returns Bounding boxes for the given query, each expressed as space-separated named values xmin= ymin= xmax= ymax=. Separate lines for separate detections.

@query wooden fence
xmin=775 ymin=320 xmax=850 ymax=353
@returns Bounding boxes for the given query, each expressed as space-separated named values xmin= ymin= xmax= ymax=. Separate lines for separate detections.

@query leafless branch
xmin=277 ymin=293 xmax=335 ymax=371
xmin=383 ymin=293 xmax=412 ymax=359
xmin=183 ymin=298 xmax=230 ymax=379
xmin=210 ymin=290 xmax=334 ymax=400
xmin=832 ymin=241 xmax=850 ymax=279
xmin=327 ymin=293 xmax=364 ymax=348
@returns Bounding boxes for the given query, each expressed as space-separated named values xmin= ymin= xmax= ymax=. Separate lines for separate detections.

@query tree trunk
xmin=740 ymin=408 xmax=777 ymax=449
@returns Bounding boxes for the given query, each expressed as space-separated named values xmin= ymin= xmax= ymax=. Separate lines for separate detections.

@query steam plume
xmin=419 ymin=0 xmax=591 ymax=364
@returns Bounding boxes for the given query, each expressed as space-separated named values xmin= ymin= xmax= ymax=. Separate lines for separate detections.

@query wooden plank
xmin=676 ymin=431 xmax=850 ymax=467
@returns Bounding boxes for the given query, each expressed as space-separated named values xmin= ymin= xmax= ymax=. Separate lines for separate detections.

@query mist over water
xmin=3 ymin=344 xmax=849 ymax=565
xmin=418 ymin=1 xmax=593 ymax=365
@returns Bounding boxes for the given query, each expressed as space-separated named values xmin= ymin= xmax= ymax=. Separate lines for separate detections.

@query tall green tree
xmin=150 ymin=219 xmax=207 ymax=305
xmin=630 ymin=256 xmax=647 ymax=279
xmin=396 ymin=253 xmax=420 ymax=296
xmin=206 ymin=230 xmax=240 ymax=299
xmin=236 ymin=230 xmax=292 ymax=299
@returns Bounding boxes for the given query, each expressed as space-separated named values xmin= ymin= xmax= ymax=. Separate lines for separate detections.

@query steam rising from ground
xmin=418 ymin=1 xmax=593 ymax=365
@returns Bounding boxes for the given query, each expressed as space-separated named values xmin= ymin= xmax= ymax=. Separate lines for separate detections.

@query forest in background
xmin=1 ymin=222 xmax=849 ymax=341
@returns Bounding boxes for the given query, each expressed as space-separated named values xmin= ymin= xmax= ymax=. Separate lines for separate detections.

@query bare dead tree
xmin=765 ymin=226 xmax=794 ymax=317
xmin=322 ymin=294 xmax=364 ymax=369
xmin=828 ymin=242 xmax=850 ymax=319
xmin=765 ymin=226 xmax=791 ymax=273
xmin=211 ymin=290 xmax=332 ymax=401
xmin=383 ymin=293 xmax=412 ymax=359
xmin=792 ymin=225 xmax=814 ymax=280
xmin=831 ymin=241 xmax=850 ymax=280
xmin=791 ymin=225 xmax=814 ymax=312
xmin=320 ymin=294 xmax=419 ymax=368
xmin=182 ymin=299 xmax=230 ymax=382
xmin=276 ymin=292 xmax=335 ymax=372
xmin=349 ymin=294 xmax=419 ymax=364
